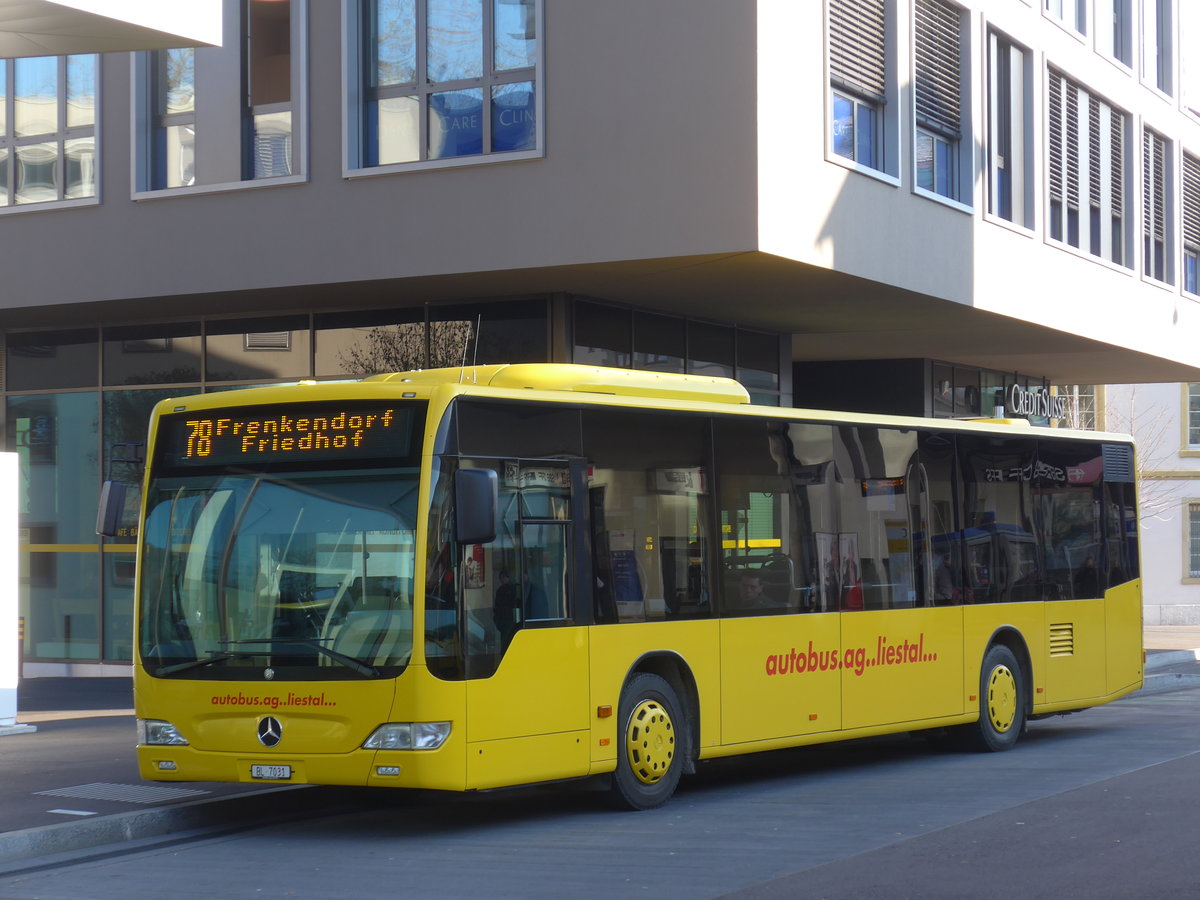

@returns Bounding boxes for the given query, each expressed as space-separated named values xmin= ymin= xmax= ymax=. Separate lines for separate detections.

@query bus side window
xmin=715 ymin=418 xmax=830 ymax=615
xmin=958 ymin=435 xmax=1040 ymax=603
xmin=583 ymin=408 xmax=713 ymax=622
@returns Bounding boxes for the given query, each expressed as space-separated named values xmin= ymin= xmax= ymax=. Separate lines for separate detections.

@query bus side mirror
xmin=455 ymin=469 xmax=497 ymax=545
xmin=96 ymin=480 xmax=128 ymax=537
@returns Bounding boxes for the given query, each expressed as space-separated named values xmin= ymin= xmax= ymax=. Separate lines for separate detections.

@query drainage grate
xmin=36 ymin=783 xmax=209 ymax=804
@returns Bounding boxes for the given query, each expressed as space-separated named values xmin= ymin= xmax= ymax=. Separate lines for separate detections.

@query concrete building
xmin=2 ymin=0 xmax=1199 ymax=675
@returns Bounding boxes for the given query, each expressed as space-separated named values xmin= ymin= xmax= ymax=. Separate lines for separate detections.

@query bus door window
xmin=919 ymin=431 xmax=965 ymax=605
xmin=835 ymin=426 xmax=922 ymax=610
xmin=582 ymin=409 xmax=713 ymax=623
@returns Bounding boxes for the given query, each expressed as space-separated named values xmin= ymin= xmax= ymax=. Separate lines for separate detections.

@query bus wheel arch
xmin=965 ymin=631 xmax=1030 ymax=752
xmin=610 ymin=654 xmax=697 ymax=810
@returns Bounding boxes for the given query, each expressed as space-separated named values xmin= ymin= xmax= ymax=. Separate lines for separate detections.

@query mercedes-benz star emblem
xmin=257 ymin=716 xmax=283 ymax=748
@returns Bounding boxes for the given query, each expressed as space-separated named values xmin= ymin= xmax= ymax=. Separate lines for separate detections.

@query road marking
xmin=36 ymin=783 xmax=209 ymax=804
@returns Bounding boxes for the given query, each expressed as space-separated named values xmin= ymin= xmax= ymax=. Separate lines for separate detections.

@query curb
xmin=0 ymin=785 xmax=327 ymax=873
xmin=1141 ymin=672 xmax=1200 ymax=694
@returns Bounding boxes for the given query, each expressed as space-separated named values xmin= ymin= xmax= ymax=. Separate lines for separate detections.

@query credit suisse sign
xmin=1006 ymin=384 xmax=1067 ymax=419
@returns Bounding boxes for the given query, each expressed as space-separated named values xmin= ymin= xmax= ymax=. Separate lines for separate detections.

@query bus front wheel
xmin=611 ymin=673 xmax=685 ymax=810
xmin=965 ymin=644 xmax=1026 ymax=752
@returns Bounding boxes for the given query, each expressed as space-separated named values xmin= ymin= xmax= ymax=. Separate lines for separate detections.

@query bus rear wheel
xmin=611 ymin=673 xmax=685 ymax=810
xmin=964 ymin=644 xmax=1026 ymax=752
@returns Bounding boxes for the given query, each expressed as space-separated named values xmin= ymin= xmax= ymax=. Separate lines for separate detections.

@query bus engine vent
xmin=1049 ymin=623 xmax=1075 ymax=657
xmin=1102 ymin=443 xmax=1135 ymax=483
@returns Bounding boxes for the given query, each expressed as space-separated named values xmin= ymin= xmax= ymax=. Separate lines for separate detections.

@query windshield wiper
xmin=155 ymin=651 xmax=242 ymax=677
xmin=220 ymin=638 xmax=381 ymax=678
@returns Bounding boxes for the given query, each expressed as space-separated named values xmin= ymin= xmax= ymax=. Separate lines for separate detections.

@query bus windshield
xmin=138 ymin=467 xmax=421 ymax=680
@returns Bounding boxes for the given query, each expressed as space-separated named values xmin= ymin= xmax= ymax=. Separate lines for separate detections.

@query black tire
xmin=963 ymin=644 xmax=1026 ymax=752
xmin=611 ymin=673 xmax=685 ymax=810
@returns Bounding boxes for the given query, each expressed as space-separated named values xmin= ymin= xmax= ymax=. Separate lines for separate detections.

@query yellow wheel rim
xmin=986 ymin=664 xmax=1018 ymax=733
xmin=625 ymin=698 xmax=675 ymax=785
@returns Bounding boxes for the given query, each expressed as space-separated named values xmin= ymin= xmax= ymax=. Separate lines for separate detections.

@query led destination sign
xmin=158 ymin=403 xmax=419 ymax=468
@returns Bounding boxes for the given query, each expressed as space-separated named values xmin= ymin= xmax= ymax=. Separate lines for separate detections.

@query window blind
xmin=1184 ymin=152 xmax=1200 ymax=249
xmin=829 ymin=0 xmax=886 ymax=102
xmin=1143 ymin=130 xmax=1166 ymax=243
xmin=914 ymin=0 xmax=961 ymax=137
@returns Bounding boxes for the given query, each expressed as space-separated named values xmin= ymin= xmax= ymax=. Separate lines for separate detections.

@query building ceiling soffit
xmin=0 ymin=0 xmax=220 ymax=57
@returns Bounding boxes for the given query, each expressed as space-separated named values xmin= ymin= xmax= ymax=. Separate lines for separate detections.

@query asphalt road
xmin=1 ymin=684 xmax=1199 ymax=900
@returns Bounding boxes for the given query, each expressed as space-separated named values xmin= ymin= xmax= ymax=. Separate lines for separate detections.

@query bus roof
xmin=365 ymin=363 xmax=752 ymax=405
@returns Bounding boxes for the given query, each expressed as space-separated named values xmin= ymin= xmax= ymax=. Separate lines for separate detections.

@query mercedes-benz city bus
xmin=100 ymin=364 xmax=1143 ymax=809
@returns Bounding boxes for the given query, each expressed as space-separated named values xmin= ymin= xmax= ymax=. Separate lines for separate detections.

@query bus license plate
xmin=251 ymin=764 xmax=292 ymax=780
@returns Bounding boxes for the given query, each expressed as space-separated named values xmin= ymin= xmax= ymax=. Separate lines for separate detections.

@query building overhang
xmin=2 ymin=250 xmax=1198 ymax=386
xmin=0 ymin=0 xmax=220 ymax=56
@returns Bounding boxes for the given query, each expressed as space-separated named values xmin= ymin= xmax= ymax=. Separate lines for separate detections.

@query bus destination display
xmin=159 ymin=404 xmax=417 ymax=467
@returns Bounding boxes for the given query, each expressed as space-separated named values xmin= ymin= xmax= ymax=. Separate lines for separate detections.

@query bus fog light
xmin=138 ymin=719 xmax=190 ymax=746
xmin=376 ymin=766 xmax=401 ymax=777
xmin=363 ymin=722 xmax=451 ymax=750
xmin=156 ymin=760 xmax=178 ymax=771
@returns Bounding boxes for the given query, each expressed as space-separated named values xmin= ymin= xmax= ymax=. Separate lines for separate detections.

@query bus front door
xmin=463 ymin=459 xmax=591 ymax=789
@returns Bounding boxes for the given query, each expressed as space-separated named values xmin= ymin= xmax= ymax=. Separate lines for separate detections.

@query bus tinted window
xmin=1105 ymin=481 xmax=1139 ymax=587
xmin=835 ymin=426 xmax=924 ymax=610
xmin=958 ymin=435 xmax=1040 ymax=603
xmin=1035 ymin=440 xmax=1104 ymax=599
xmin=715 ymin=418 xmax=826 ymax=615
xmin=456 ymin=400 xmax=582 ymax=459
xmin=919 ymin=431 xmax=964 ymax=605
xmin=583 ymin=409 xmax=712 ymax=623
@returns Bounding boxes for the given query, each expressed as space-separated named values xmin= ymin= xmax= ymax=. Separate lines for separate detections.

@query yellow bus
xmin=105 ymin=364 xmax=1143 ymax=810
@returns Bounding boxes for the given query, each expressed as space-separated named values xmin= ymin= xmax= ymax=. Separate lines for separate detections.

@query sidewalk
xmin=1143 ymin=625 xmax=1200 ymax=651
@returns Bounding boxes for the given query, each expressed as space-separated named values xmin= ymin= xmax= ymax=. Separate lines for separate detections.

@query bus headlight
xmin=137 ymin=718 xmax=190 ymax=746
xmin=363 ymin=722 xmax=451 ymax=750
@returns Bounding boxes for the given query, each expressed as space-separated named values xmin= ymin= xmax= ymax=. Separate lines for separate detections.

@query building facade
xmin=1100 ymin=382 xmax=1200 ymax=624
xmin=3 ymin=0 xmax=1200 ymax=675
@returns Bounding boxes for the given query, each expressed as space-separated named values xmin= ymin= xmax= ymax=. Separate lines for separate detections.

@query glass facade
xmin=572 ymin=300 xmax=784 ymax=405
xmin=2 ymin=300 xmax=546 ymax=666
xmin=2 ymin=297 xmax=784 ymax=668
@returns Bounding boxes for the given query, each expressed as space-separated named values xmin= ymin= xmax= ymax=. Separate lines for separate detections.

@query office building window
xmin=914 ymin=0 xmax=966 ymax=202
xmin=351 ymin=0 xmax=541 ymax=170
xmin=1047 ymin=70 xmax=1128 ymax=266
xmin=0 ymin=54 xmax=96 ymax=207
xmin=828 ymin=0 xmax=886 ymax=172
xmin=986 ymin=30 xmax=1031 ymax=227
xmin=1054 ymin=384 xmax=1097 ymax=430
xmin=1188 ymin=384 xmax=1200 ymax=448
xmin=1046 ymin=0 xmax=1087 ymax=34
xmin=1142 ymin=0 xmax=1173 ymax=95
xmin=138 ymin=0 xmax=305 ymax=192
xmin=1099 ymin=1 xmax=1133 ymax=65
xmin=1189 ymin=503 xmax=1200 ymax=578
xmin=1143 ymin=128 xmax=1170 ymax=283
xmin=1184 ymin=151 xmax=1199 ymax=296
